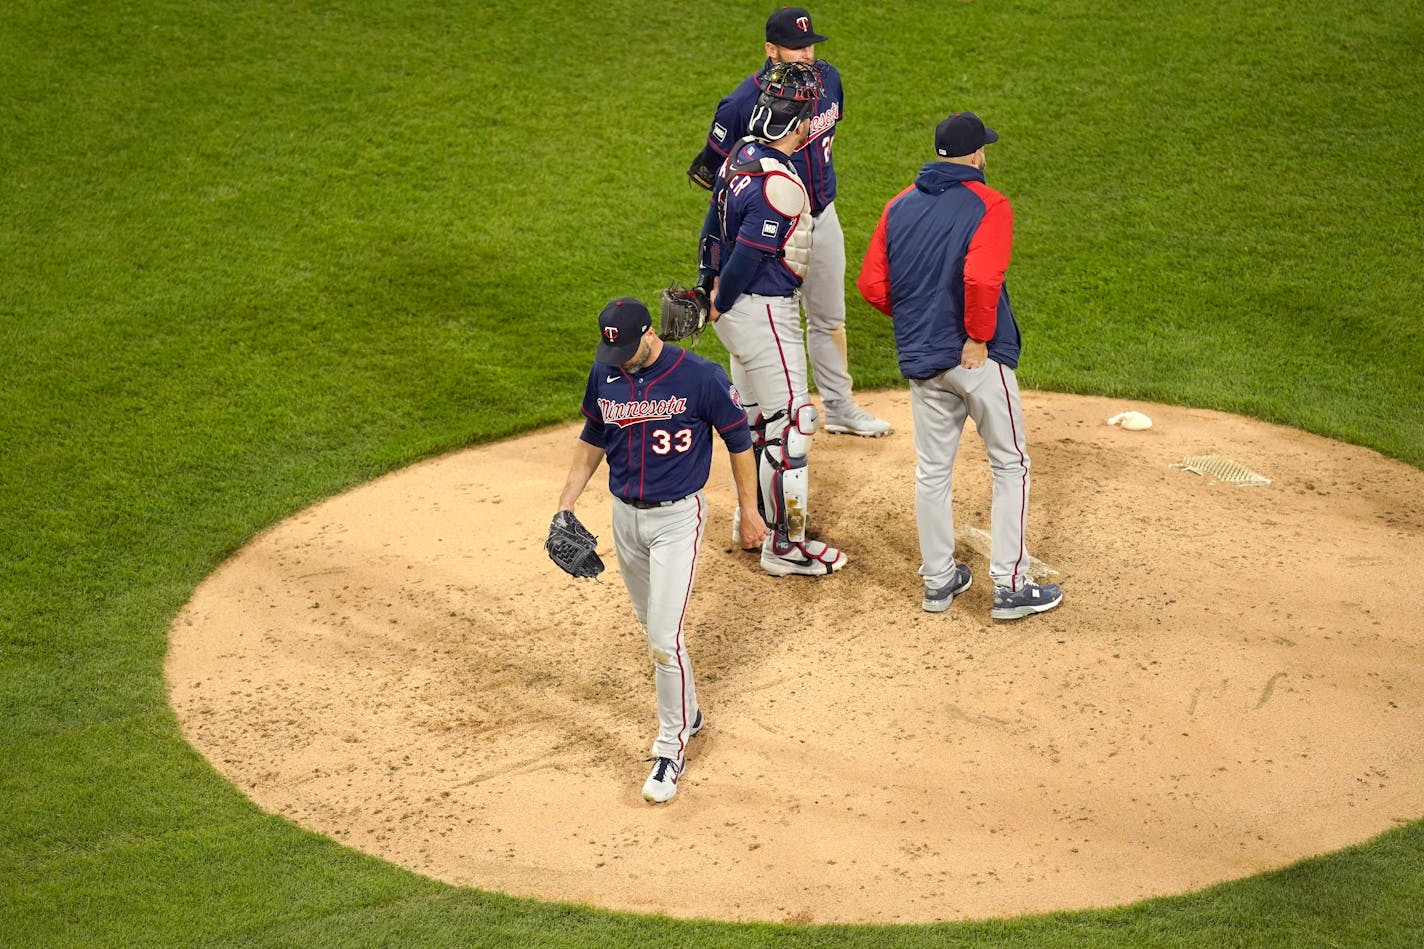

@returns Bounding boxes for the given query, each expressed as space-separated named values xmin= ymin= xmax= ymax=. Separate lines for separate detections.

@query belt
xmin=620 ymin=495 xmax=688 ymax=509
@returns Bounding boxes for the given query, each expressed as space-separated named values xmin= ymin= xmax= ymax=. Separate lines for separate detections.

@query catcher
xmin=549 ymin=295 xmax=765 ymax=804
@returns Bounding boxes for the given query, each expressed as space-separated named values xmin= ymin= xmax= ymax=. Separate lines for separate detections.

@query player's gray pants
xmin=610 ymin=492 xmax=706 ymax=763
xmin=908 ymin=361 xmax=1033 ymax=592
xmin=801 ymin=202 xmax=854 ymax=408
xmin=713 ymin=293 xmax=809 ymax=529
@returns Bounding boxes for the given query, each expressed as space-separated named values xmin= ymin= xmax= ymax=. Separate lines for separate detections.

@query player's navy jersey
xmin=704 ymin=58 xmax=842 ymax=213
xmin=579 ymin=345 xmax=753 ymax=503
xmin=701 ymin=138 xmax=809 ymax=301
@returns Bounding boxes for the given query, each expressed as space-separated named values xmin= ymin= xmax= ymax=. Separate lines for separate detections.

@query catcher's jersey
xmin=704 ymin=58 xmax=842 ymax=213
xmin=702 ymin=138 xmax=810 ymax=301
xmin=580 ymin=345 xmax=752 ymax=503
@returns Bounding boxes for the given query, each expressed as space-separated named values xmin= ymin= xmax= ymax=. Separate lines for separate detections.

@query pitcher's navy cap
xmin=595 ymin=297 xmax=652 ymax=364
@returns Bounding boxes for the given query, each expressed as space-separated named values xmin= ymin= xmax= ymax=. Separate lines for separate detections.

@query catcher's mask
xmin=748 ymin=61 xmax=822 ymax=142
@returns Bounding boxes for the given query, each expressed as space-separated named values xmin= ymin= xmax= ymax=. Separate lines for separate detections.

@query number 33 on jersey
xmin=649 ymin=428 xmax=694 ymax=455
xmin=580 ymin=345 xmax=752 ymax=504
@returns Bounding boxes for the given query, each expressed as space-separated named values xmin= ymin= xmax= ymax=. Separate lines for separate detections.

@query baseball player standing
xmin=856 ymin=112 xmax=1063 ymax=619
xmin=687 ymin=5 xmax=891 ymax=440
xmin=555 ymin=297 xmax=767 ymax=803
xmin=698 ymin=61 xmax=847 ymax=577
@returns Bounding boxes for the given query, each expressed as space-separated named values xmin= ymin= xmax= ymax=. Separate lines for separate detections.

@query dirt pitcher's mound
xmin=166 ymin=391 xmax=1424 ymax=924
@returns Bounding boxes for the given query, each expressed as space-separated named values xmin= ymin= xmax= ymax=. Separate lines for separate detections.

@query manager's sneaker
xmin=761 ymin=535 xmax=847 ymax=577
xmin=990 ymin=581 xmax=1063 ymax=620
xmin=823 ymin=400 xmax=892 ymax=438
xmin=922 ymin=563 xmax=974 ymax=613
xmin=642 ymin=756 xmax=684 ymax=804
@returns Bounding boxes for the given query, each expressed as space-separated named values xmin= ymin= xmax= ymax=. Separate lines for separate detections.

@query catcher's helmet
xmin=748 ymin=61 xmax=823 ymax=142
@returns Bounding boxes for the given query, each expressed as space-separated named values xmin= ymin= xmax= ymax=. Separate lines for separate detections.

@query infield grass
xmin=2 ymin=0 xmax=1422 ymax=945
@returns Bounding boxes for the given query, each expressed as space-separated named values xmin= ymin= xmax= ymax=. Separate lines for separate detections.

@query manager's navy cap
xmin=766 ymin=7 xmax=827 ymax=47
xmin=935 ymin=111 xmax=999 ymax=158
xmin=595 ymin=297 xmax=652 ymax=364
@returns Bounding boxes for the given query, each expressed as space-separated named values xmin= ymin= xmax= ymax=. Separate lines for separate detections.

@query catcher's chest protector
xmin=729 ymin=151 xmax=814 ymax=279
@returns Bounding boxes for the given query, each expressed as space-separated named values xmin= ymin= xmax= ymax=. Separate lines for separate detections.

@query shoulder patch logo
xmin=761 ymin=220 xmax=779 ymax=238
xmin=712 ymin=122 xmax=727 ymax=142
xmin=729 ymin=384 xmax=743 ymax=408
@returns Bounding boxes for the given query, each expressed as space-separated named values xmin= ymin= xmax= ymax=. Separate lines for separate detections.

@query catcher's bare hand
xmin=546 ymin=509 xmax=605 ymax=579
xmin=738 ymin=507 xmax=769 ymax=549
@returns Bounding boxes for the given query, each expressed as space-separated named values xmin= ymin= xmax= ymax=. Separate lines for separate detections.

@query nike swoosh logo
xmin=606 ymin=374 xmax=621 ymax=383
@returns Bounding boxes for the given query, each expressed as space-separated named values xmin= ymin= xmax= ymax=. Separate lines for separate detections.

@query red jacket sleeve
xmin=962 ymin=183 xmax=1012 ymax=342
xmin=856 ymin=190 xmax=909 ymax=317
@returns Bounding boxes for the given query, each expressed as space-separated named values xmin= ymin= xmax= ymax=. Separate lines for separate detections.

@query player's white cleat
xmin=922 ymin=563 xmax=973 ymax=613
xmin=642 ymin=756 xmax=684 ymax=804
xmin=822 ymin=400 xmax=892 ymax=438
xmin=761 ymin=536 xmax=847 ymax=576
xmin=990 ymin=581 xmax=1063 ymax=620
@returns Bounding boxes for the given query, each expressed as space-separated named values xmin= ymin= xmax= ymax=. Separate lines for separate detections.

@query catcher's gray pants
xmin=801 ymin=201 xmax=854 ymax=408
xmin=908 ymin=360 xmax=1034 ymax=593
xmin=610 ymin=492 xmax=706 ymax=763
xmin=713 ymin=293 xmax=812 ymax=528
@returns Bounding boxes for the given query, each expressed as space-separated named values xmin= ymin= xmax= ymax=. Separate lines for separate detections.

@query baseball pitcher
xmin=550 ymin=297 xmax=766 ymax=803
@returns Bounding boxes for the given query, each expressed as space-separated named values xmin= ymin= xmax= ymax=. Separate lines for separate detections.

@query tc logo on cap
xmin=603 ymin=327 xmax=619 ymax=344
xmin=796 ymin=15 xmax=809 ymax=30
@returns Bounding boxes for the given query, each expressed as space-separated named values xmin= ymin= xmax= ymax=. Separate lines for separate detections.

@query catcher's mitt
xmin=546 ymin=510 xmax=605 ymax=579
xmin=659 ymin=282 xmax=710 ymax=344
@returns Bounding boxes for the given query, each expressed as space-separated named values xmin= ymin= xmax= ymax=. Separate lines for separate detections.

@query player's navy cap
xmin=935 ymin=111 xmax=999 ymax=158
xmin=595 ymin=297 xmax=653 ymax=365
xmin=766 ymin=7 xmax=827 ymax=47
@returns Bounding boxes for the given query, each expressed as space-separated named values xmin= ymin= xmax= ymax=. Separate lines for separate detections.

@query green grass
xmin=2 ymin=0 xmax=1421 ymax=945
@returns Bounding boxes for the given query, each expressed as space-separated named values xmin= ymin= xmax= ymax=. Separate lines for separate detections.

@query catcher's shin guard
xmin=758 ymin=399 xmax=818 ymax=542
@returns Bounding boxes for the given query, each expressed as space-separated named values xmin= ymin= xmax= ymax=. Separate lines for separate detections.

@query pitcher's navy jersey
xmin=704 ymin=58 xmax=842 ymax=213
xmin=580 ymin=345 xmax=753 ymax=503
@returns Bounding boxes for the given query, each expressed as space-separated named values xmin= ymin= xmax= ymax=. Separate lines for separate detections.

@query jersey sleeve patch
xmin=761 ymin=220 xmax=779 ymax=238
xmin=712 ymin=122 xmax=728 ymax=142
xmin=763 ymin=172 xmax=807 ymax=218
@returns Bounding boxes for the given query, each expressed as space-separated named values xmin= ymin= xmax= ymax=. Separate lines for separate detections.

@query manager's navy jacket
xmin=858 ymin=162 xmax=1023 ymax=378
